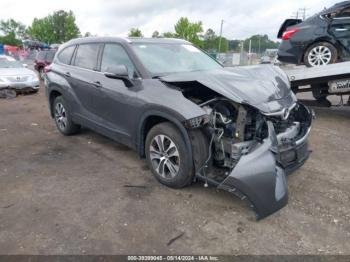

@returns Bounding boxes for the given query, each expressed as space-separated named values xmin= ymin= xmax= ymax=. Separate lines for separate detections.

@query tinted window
xmin=57 ymin=46 xmax=75 ymax=65
xmin=37 ymin=51 xmax=46 ymax=60
xmin=101 ymin=44 xmax=135 ymax=78
xmin=74 ymin=44 xmax=100 ymax=70
xmin=46 ymin=51 xmax=55 ymax=62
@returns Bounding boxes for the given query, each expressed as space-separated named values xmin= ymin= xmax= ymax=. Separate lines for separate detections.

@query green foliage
xmin=243 ymin=34 xmax=279 ymax=53
xmin=0 ymin=19 xmax=26 ymax=39
xmin=0 ymin=19 xmax=26 ymax=46
xmin=203 ymin=28 xmax=228 ymax=52
xmin=152 ymin=31 xmax=160 ymax=38
xmin=174 ymin=17 xmax=203 ymax=47
xmin=27 ymin=10 xmax=80 ymax=44
xmin=0 ymin=32 xmax=22 ymax=46
xmin=128 ymin=28 xmax=143 ymax=37
xmin=162 ymin=32 xmax=176 ymax=38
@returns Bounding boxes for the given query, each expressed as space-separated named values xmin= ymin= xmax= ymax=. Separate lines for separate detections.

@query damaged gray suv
xmin=45 ymin=37 xmax=313 ymax=219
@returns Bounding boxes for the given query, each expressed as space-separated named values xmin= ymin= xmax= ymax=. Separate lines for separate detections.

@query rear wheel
xmin=145 ymin=122 xmax=194 ymax=188
xmin=53 ymin=96 xmax=80 ymax=135
xmin=304 ymin=42 xmax=338 ymax=67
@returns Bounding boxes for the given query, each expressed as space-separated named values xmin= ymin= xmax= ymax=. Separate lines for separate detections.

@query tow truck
xmin=284 ymin=61 xmax=350 ymax=106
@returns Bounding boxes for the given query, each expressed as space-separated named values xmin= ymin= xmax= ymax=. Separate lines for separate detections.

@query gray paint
xmin=45 ymin=37 xmax=312 ymax=219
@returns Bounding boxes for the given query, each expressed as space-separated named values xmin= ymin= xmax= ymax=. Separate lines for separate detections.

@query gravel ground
xmin=0 ymin=84 xmax=349 ymax=255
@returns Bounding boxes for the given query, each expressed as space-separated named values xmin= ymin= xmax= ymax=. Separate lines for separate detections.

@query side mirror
xmin=104 ymin=65 xmax=133 ymax=87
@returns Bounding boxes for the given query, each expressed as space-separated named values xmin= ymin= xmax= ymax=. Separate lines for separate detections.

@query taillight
xmin=44 ymin=65 xmax=51 ymax=73
xmin=282 ymin=28 xmax=300 ymax=40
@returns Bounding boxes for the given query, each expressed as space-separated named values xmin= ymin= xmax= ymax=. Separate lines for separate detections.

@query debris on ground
xmin=0 ymin=89 xmax=16 ymax=99
xmin=123 ymin=185 xmax=147 ymax=189
xmin=167 ymin=232 xmax=185 ymax=246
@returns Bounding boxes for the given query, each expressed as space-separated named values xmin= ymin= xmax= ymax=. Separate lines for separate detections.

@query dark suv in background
xmin=34 ymin=50 xmax=56 ymax=79
xmin=278 ymin=1 xmax=350 ymax=67
xmin=44 ymin=37 xmax=312 ymax=219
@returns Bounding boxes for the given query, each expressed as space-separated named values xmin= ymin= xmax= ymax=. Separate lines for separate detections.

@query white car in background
xmin=0 ymin=55 xmax=40 ymax=93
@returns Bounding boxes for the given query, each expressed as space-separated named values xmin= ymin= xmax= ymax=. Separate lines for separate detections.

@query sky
xmin=0 ymin=0 xmax=340 ymax=40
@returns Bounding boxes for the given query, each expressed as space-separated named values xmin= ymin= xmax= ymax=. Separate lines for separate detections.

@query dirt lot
xmin=0 ymin=84 xmax=349 ymax=255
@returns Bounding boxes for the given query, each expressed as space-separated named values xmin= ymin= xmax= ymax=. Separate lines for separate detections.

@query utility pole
xmin=299 ymin=7 xmax=307 ymax=20
xmin=258 ymin=37 xmax=261 ymax=55
xmin=218 ymin=19 xmax=224 ymax=53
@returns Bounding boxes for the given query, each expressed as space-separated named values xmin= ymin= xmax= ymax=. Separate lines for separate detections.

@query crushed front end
xmin=190 ymin=99 xmax=313 ymax=219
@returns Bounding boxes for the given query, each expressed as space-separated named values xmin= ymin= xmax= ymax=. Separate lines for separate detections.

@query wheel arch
xmin=137 ymin=110 xmax=193 ymax=161
xmin=301 ymin=38 xmax=339 ymax=63
xmin=48 ymin=89 xmax=63 ymax=118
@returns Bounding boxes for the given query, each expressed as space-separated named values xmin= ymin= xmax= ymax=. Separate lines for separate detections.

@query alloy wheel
xmin=54 ymin=102 xmax=67 ymax=131
xmin=307 ymin=45 xmax=332 ymax=66
xmin=149 ymin=134 xmax=180 ymax=179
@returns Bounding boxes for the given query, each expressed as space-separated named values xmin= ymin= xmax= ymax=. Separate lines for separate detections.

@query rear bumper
xmin=278 ymin=40 xmax=305 ymax=65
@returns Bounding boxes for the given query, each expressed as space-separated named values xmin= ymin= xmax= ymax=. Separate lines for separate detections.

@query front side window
xmin=337 ymin=7 xmax=350 ymax=18
xmin=57 ymin=45 xmax=75 ymax=65
xmin=101 ymin=44 xmax=135 ymax=78
xmin=74 ymin=44 xmax=100 ymax=70
xmin=46 ymin=51 xmax=56 ymax=62
xmin=131 ymin=43 xmax=221 ymax=76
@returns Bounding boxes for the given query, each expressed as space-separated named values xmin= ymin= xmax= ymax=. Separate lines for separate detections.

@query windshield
xmin=0 ymin=59 xmax=24 ymax=68
xmin=131 ymin=43 xmax=222 ymax=76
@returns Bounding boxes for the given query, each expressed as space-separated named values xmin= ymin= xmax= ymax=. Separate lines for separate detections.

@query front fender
xmin=137 ymin=109 xmax=193 ymax=162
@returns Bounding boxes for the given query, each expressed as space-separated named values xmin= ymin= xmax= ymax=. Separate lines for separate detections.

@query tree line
xmin=0 ymin=10 xmax=80 ymax=46
xmin=128 ymin=17 xmax=279 ymax=53
xmin=0 ymin=11 xmax=279 ymax=53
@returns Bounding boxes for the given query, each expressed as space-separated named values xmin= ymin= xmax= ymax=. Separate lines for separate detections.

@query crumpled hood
xmin=160 ymin=65 xmax=296 ymax=113
xmin=0 ymin=68 xmax=36 ymax=76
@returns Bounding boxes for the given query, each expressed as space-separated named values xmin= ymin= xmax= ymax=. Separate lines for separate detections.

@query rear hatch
xmin=277 ymin=19 xmax=302 ymax=39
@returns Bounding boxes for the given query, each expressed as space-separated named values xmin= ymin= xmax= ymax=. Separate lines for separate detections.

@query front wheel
xmin=145 ymin=122 xmax=194 ymax=188
xmin=304 ymin=42 xmax=338 ymax=67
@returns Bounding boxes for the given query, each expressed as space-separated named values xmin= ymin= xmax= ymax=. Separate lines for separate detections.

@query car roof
xmin=64 ymin=36 xmax=191 ymax=46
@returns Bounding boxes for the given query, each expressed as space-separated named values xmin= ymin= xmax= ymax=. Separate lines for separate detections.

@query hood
xmin=160 ymin=65 xmax=296 ymax=113
xmin=0 ymin=68 xmax=36 ymax=76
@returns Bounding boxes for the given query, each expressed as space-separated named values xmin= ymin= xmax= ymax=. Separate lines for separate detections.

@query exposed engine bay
xmin=160 ymin=66 xmax=313 ymax=219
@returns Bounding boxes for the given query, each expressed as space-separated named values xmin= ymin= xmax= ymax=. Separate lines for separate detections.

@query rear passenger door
xmin=329 ymin=7 xmax=350 ymax=55
xmin=68 ymin=43 xmax=103 ymax=119
xmin=92 ymin=43 xmax=139 ymax=144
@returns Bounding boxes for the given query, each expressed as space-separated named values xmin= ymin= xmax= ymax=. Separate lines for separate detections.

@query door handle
xmin=335 ymin=28 xmax=348 ymax=31
xmin=93 ymin=81 xmax=103 ymax=88
xmin=64 ymin=72 xmax=71 ymax=77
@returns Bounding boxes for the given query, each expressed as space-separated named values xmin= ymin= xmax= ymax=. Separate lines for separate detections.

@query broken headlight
xmin=184 ymin=115 xmax=210 ymax=129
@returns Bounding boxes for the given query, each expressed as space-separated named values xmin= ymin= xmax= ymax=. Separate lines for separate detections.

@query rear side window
xmin=100 ymin=44 xmax=135 ymax=78
xmin=57 ymin=46 xmax=75 ymax=65
xmin=74 ymin=44 xmax=100 ymax=70
xmin=36 ymin=51 xmax=46 ymax=60
xmin=46 ymin=51 xmax=55 ymax=62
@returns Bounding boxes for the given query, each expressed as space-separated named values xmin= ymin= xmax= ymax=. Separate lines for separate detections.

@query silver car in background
xmin=0 ymin=55 xmax=40 ymax=93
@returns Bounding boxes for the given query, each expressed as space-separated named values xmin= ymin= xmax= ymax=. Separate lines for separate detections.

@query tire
xmin=304 ymin=42 xmax=338 ymax=67
xmin=53 ymin=96 xmax=80 ymax=135
xmin=145 ymin=122 xmax=194 ymax=188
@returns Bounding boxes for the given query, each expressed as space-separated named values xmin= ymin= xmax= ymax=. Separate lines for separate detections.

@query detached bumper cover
xmin=218 ymin=114 xmax=311 ymax=219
